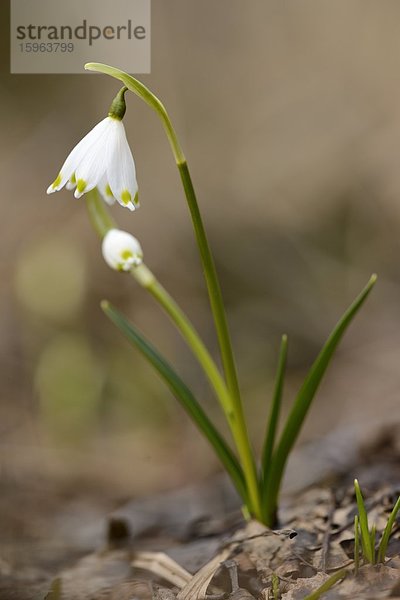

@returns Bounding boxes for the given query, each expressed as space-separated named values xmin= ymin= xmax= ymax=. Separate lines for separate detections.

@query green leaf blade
xmin=263 ymin=275 xmax=376 ymax=525
xmin=302 ymin=569 xmax=347 ymax=600
xmin=261 ymin=334 xmax=288 ymax=508
xmin=354 ymin=515 xmax=360 ymax=574
xmin=370 ymin=523 xmax=376 ymax=564
xmin=378 ymin=494 xmax=400 ymax=563
xmin=101 ymin=300 xmax=247 ymax=502
xmin=354 ymin=479 xmax=374 ymax=563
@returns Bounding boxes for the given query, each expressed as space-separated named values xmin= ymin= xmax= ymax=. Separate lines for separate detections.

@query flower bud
xmin=102 ymin=229 xmax=143 ymax=272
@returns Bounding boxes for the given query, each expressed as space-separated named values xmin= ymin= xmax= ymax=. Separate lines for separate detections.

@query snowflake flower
xmin=47 ymin=88 xmax=138 ymax=211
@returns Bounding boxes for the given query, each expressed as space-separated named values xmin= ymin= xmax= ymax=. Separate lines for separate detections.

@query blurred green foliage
xmin=35 ymin=333 xmax=103 ymax=442
xmin=15 ymin=237 xmax=86 ymax=322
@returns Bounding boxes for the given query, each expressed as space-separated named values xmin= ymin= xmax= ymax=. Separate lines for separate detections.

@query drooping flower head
xmin=47 ymin=88 xmax=138 ymax=211
xmin=102 ymin=228 xmax=143 ymax=271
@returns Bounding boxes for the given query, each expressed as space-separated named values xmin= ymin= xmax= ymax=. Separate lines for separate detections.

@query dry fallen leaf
xmin=58 ymin=550 xmax=132 ymax=600
xmin=177 ymin=547 xmax=231 ymax=600
xmin=132 ymin=551 xmax=192 ymax=588
xmin=336 ymin=565 xmax=400 ymax=599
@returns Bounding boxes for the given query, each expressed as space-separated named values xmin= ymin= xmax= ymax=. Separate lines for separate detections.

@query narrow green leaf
xmin=354 ymin=515 xmax=360 ymax=574
xmin=378 ymin=494 xmax=400 ymax=563
xmin=261 ymin=335 xmax=288 ymax=506
xmin=302 ymin=569 xmax=347 ymax=600
xmin=370 ymin=523 xmax=376 ymax=564
xmin=101 ymin=300 xmax=247 ymax=501
xmin=262 ymin=275 xmax=376 ymax=526
xmin=354 ymin=479 xmax=374 ymax=563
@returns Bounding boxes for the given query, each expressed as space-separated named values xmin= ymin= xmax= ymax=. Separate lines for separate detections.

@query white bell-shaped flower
xmin=47 ymin=88 xmax=139 ymax=211
xmin=102 ymin=228 xmax=143 ymax=271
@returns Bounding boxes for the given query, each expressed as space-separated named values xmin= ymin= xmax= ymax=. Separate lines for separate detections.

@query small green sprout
xmin=354 ymin=479 xmax=400 ymax=566
xmin=44 ymin=578 xmax=62 ymax=600
xmin=302 ymin=569 xmax=347 ymax=600
xmin=271 ymin=573 xmax=280 ymax=600
xmin=378 ymin=494 xmax=400 ymax=563
xmin=354 ymin=515 xmax=360 ymax=574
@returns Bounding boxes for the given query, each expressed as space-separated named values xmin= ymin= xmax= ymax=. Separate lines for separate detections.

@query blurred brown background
xmin=1 ymin=0 xmax=400 ymax=547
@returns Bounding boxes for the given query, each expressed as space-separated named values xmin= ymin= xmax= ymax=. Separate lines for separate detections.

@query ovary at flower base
xmin=47 ymin=87 xmax=139 ymax=211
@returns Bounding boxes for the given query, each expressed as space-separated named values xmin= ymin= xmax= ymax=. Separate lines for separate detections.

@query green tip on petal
xmin=133 ymin=191 xmax=140 ymax=207
xmin=52 ymin=173 xmax=62 ymax=189
xmin=121 ymin=189 xmax=131 ymax=206
xmin=105 ymin=184 xmax=113 ymax=197
xmin=121 ymin=249 xmax=134 ymax=261
xmin=76 ymin=179 xmax=87 ymax=193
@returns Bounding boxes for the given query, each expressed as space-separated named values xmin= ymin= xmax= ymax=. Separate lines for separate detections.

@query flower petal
xmin=97 ymin=174 xmax=116 ymax=206
xmin=47 ymin=117 xmax=111 ymax=194
xmin=65 ymin=172 xmax=77 ymax=191
xmin=106 ymin=121 xmax=138 ymax=211
xmin=73 ymin=118 xmax=115 ymax=198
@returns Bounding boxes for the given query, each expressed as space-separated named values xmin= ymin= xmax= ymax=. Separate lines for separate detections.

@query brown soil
xmin=1 ymin=425 xmax=400 ymax=600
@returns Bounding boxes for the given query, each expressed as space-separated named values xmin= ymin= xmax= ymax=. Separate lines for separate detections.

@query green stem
xmin=133 ymin=266 xmax=234 ymax=418
xmin=132 ymin=264 xmax=262 ymax=519
xmin=85 ymin=188 xmax=116 ymax=235
xmin=176 ymin=161 xmax=242 ymax=404
xmin=176 ymin=162 xmax=261 ymax=516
